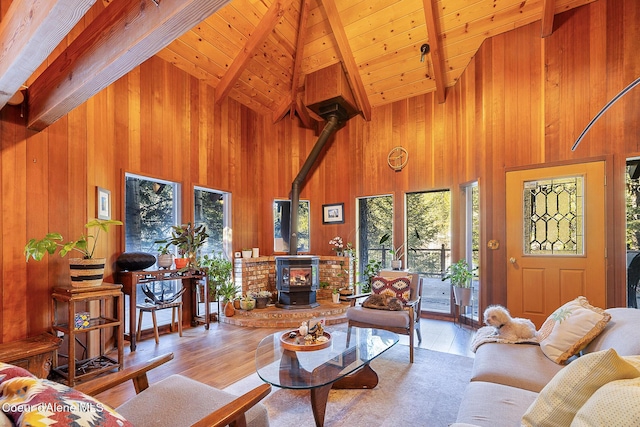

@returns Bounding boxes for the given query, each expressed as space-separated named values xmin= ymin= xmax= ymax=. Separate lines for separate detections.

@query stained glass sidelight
xmin=523 ymin=176 xmax=583 ymax=255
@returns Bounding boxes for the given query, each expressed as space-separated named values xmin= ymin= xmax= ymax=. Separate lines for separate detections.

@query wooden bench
xmin=0 ymin=333 xmax=62 ymax=378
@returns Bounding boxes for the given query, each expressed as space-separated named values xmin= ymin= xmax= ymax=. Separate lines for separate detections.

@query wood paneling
xmin=0 ymin=0 xmax=638 ymax=342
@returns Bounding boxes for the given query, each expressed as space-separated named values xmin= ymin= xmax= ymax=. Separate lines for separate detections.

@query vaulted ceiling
xmin=0 ymin=0 xmax=596 ymax=131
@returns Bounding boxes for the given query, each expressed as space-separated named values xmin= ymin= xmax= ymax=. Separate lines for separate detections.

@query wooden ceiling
xmin=0 ymin=0 xmax=597 ymax=130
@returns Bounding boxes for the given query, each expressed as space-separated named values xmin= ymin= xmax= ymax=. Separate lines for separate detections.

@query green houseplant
xmin=24 ymin=219 xmax=123 ymax=286
xmin=167 ymin=223 xmax=209 ymax=269
xmin=442 ymin=259 xmax=477 ymax=306
xmin=199 ymin=253 xmax=233 ymax=299
xmin=379 ymin=233 xmax=405 ymax=270
xmin=217 ymin=280 xmax=238 ymax=317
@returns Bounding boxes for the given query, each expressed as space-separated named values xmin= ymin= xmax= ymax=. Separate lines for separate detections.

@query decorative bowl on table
xmin=280 ymin=331 xmax=332 ymax=351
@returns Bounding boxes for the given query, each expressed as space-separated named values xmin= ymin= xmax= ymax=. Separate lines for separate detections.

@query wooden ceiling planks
xmin=0 ymin=0 xmax=598 ymax=131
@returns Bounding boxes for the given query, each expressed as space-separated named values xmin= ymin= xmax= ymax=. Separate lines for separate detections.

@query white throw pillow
xmin=521 ymin=349 xmax=640 ymax=427
xmin=537 ymin=296 xmax=610 ymax=364
xmin=571 ymin=377 xmax=640 ymax=426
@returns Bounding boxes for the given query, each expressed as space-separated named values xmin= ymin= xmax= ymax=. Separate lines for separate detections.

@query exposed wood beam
xmin=215 ymin=0 xmax=295 ymax=105
xmin=27 ymin=0 xmax=231 ymax=131
xmin=294 ymin=93 xmax=315 ymax=130
xmin=273 ymin=97 xmax=292 ymax=123
xmin=289 ymin=0 xmax=310 ymax=120
xmin=0 ymin=0 xmax=97 ymax=111
xmin=321 ymin=0 xmax=371 ymax=121
xmin=422 ymin=0 xmax=446 ymax=104
xmin=541 ymin=0 xmax=556 ymax=38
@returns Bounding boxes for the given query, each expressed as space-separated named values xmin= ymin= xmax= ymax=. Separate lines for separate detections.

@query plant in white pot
xmin=154 ymin=239 xmax=174 ymax=269
xmin=24 ymin=219 xmax=123 ymax=287
xmin=379 ymin=233 xmax=405 ymax=270
xmin=442 ymin=259 xmax=477 ymax=306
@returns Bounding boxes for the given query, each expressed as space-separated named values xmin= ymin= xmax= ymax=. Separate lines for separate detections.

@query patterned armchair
xmin=346 ymin=271 xmax=423 ymax=362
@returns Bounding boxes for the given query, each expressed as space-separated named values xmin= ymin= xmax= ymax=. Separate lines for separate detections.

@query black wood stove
xmin=275 ymin=255 xmax=319 ymax=309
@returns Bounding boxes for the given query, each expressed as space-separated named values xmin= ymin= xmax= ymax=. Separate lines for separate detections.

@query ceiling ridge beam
xmin=0 ymin=0 xmax=97 ymax=111
xmin=541 ymin=0 xmax=556 ymax=38
xmin=321 ymin=0 xmax=371 ymax=121
xmin=215 ymin=0 xmax=295 ymax=105
xmin=422 ymin=0 xmax=446 ymax=104
xmin=27 ymin=0 xmax=231 ymax=131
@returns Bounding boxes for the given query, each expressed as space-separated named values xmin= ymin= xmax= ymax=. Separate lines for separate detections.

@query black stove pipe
xmin=289 ymin=114 xmax=341 ymax=255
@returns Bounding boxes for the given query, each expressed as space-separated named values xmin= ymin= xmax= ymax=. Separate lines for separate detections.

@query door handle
xmin=509 ymin=257 xmax=516 ymax=264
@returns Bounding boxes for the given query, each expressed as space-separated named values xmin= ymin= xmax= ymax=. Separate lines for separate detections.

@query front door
xmin=505 ymin=161 xmax=606 ymax=327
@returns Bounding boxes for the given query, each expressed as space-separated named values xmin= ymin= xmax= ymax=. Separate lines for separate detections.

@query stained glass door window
xmin=523 ymin=176 xmax=583 ymax=255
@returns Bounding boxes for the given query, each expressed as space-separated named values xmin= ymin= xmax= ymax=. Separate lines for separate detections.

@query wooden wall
xmin=0 ymin=0 xmax=638 ymax=342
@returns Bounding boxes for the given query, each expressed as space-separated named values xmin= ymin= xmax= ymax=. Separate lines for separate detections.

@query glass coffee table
xmin=255 ymin=327 xmax=398 ymax=426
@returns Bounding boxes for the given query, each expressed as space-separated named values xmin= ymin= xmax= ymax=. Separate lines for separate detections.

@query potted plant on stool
xmin=442 ymin=259 xmax=476 ymax=307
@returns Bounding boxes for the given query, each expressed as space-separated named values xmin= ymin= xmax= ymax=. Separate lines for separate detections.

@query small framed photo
xmin=96 ymin=187 xmax=111 ymax=220
xmin=322 ymin=203 xmax=344 ymax=224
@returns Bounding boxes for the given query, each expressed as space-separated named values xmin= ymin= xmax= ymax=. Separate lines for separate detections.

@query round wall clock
xmin=387 ymin=146 xmax=408 ymax=171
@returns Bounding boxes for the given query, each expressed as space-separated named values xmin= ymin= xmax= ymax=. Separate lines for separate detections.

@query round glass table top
xmin=255 ymin=327 xmax=398 ymax=390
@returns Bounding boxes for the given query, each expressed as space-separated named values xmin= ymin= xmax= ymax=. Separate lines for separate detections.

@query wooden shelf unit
xmin=51 ymin=283 xmax=124 ymax=386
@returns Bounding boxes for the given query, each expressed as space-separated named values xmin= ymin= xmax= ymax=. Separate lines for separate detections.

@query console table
xmin=119 ymin=269 xmax=212 ymax=351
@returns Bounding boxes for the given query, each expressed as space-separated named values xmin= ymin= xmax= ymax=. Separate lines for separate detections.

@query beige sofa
xmin=453 ymin=307 xmax=640 ymax=426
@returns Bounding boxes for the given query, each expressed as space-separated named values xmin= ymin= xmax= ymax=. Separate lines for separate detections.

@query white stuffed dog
xmin=483 ymin=305 xmax=537 ymax=341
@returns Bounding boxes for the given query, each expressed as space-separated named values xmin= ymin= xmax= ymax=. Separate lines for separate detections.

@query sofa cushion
xmin=537 ymin=296 xmax=610 ymax=364
xmin=521 ymin=349 xmax=640 ymax=427
xmin=371 ymin=276 xmax=411 ymax=303
xmin=583 ymin=307 xmax=640 ymax=356
xmin=571 ymin=377 xmax=640 ymax=427
xmin=471 ymin=342 xmax=563 ymax=392
xmin=455 ymin=381 xmax=538 ymax=427
xmin=116 ymin=374 xmax=269 ymax=427
xmin=0 ymin=375 xmax=131 ymax=427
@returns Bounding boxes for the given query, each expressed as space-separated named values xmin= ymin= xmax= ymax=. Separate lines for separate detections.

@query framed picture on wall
xmin=97 ymin=187 xmax=111 ymax=220
xmin=322 ymin=203 xmax=344 ymax=224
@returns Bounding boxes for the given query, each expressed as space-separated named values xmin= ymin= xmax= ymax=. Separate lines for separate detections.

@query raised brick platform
xmin=219 ymin=301 xmax=349 ymax=328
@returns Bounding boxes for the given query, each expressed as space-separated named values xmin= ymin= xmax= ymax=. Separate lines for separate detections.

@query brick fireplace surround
xmin=233 ymin=255 xmax=354 ymax=299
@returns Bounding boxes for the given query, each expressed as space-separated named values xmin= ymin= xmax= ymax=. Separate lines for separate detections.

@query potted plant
xmin=154 ymin=239 xmax=174 ymax=269
xmin=199 ymin=253 xmax=232 ymax=300
xmin=332 ymin=288 xmax=340 ymax=303
xmin=240 ymin=293 xmax=256 ymax=311
xmin=24 ymin=219 xmax=123 ymax=287
xmin=379 ymin=233 xmax=405 ymax=270
xmin=241 ymin=248 xmax=252 ymax=259
xmin=442 ymin=259 xmax=477 ymax=306
xmin=167 ymin=223 xmax=209 ymax=269
xmin=217 ymin=280 xmax=238 ymax=317
xmin=254 ymin=290 xmax=271 ymax=309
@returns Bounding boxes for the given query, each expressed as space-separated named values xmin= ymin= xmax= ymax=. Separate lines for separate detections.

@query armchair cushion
xmin=346 ymin=306 xmax=410 ymax=329
xmin=116 ymin=374 xmax=269 ymax=427
xmin=371 ymin=276 xmax=411 ymax=303
xmin=0 ymin=362 xmax=34 ymax=383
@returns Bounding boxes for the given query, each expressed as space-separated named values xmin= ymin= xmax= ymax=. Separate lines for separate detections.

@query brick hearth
xmin=219 ymin=301 xmax=349 ymax=328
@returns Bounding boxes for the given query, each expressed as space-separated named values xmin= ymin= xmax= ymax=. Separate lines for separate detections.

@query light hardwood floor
xmin=93 ymin=318 xmax=477 ymax=408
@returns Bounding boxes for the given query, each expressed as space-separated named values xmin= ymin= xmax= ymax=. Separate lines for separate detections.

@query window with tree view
xmin=194 ymin=186 xmax=229 ymax=257
xmin=357 ymin=195 xmax=393 ymax=278
xmin=124 ymin=174 xmax=180 ymax=329
xmin=406 ymin=190 xmax=451 ymax=313
xmin=273 ymin=200 xmax=310 ymax=253
xmin=125 ymin=174 xmax=179 ymax=254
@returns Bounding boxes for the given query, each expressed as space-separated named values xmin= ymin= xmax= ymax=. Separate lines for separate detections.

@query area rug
xmin=224 ymin=344 xmax=474 ymax=427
